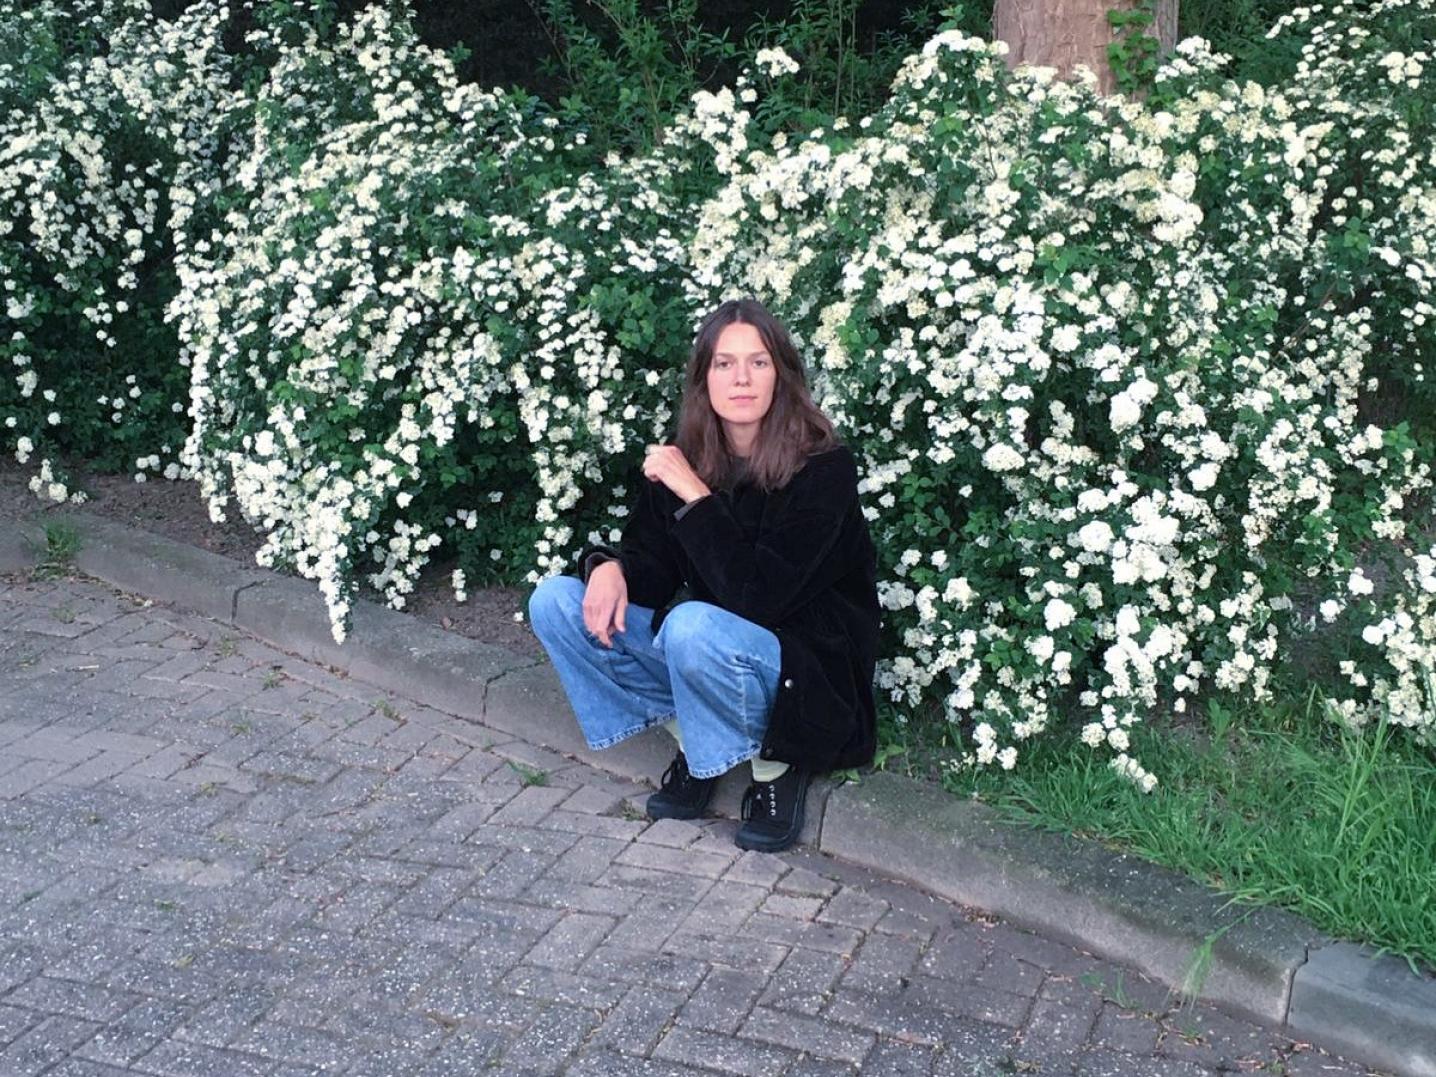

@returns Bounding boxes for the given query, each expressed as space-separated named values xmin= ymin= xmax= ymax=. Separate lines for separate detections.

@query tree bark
xmin=993 ymin=0 xmax=1180 ymax=96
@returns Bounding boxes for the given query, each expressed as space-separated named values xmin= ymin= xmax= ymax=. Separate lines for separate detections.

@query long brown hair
xmin=673 ymin=298 xmax=839 ymax=493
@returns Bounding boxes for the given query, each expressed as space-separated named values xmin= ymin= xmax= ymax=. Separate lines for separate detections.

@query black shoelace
xmin=662 ymin=756 xmax=703 ymax=792
xmin=742 ymin=780 xmax=778 ymax=821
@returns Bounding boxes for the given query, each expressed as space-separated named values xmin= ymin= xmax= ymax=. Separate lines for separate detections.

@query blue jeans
xmin=527 ymin=575 xmax=783 ymax=779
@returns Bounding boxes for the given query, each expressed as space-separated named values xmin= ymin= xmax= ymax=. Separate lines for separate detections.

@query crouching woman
xmin=527 ymin=297 xmax=880 ymax=852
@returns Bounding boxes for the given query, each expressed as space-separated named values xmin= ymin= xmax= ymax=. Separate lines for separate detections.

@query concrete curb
xmin=12 ymin=507 xmax=1434 ymax=1075
xmin=0 ymin=521 xmax=36 ymax=574
xmin=820 ymin=771 xmax=1321 ymax=1026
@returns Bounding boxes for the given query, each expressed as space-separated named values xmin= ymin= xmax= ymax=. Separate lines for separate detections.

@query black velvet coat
xmin=576 ymin=445 xmax=880 ymax=774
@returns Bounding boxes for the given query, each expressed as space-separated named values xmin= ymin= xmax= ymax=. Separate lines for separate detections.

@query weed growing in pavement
xmin=30 ymin=521 xmax=81 ymax=580
xmin=508 ymin=761 xmax=549 ymax=787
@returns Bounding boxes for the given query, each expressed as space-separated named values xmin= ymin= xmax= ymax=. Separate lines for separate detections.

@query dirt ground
xmin=0 ymin=461 xmax=546 ymax=660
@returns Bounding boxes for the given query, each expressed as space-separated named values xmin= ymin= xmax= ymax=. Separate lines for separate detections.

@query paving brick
xmin=723 ymin=851 xmax=788 ymax=889
xmin=760 ymin=892 xmax=824 ymax=920
xmin=841 ymin=933 xmax=925 ymax=996
xmin=615 ymin=842 xmax=732 ymax=880
xmin=0 ymin=759 xmax=71 ymax=798
xmin=598 ymin=864 xmax=715 ymax=904
xmin=0 ymin=1003 xmax=43 ymax=1049
xmin=390 ymin=867 xmax=475 ymax=919
xmin=588 ymin=993 xmax=689 ymax=1056
xmin=546 ymin=835 xmax=630 ymax=885
xmin=500 ymin=966 xmax=630 ymax=1010
xmin=560 ymin=783 xmax=634 ymax=816
xmin=173 ymin=985 xmax=279 ymax=1047
xmin=1020 ymin=994 xmax=1100 ymax=1054
xmin=654 ymin=1025 xmax=797 ymax=1076
xmin=823 ymin=989 xmax=1013 ymax=1055
xmin=1070 ymin=1046 xmax=1213 ymax=1076
xmin=430 ymin=802 xmax=499 ymax=841
xmin=740 ymin=912 xmax=863 ymax=957
xmin=635 ymin=818 xmax=703 ymax=848
xmin=579 ymin=945 xmax=708 ymax=994
xmin=2 ymin=977 xmax=139 ymax=1023
xmin=0 ymin=1015 xmax=102 ymax=1076
xmin=816 ymin=888 xmax=889 ymax=931
xmin=675 ymin=967 xmax=765 ymax=1034
xmin=1090 ymin=1001 xmax=1161 ymax=1055
xmin=71 ymin=998 xmax=190 ymax=1066
xmin=1156 ymin=1005 xmax=1290 ymax=1070
xmin=758 ymin=946 xmax=849 ymax=1016
xmin=523 ymin=878 xmax=642 ymax=917
xmin=502 ymin=1002 xmax=601 ymax=1070
xmin=906 ymin=974 xmax=1033 ymax=1029
xmin=137 ymin=1037 xmax=277 ymax=1076
xmin=741 ymin=1005 xmax=875 ymax=1065
xmin=8 ymin=731 xmax=100 ymax=765
xmin=541 ymin=811 xmax=648 ymax=842
xmin=663 ymin=930 xmax=789 ymax=974
xmin=776 ymin=866 xmax=840 ymax=898
xmin=971 ymin=953 xmax=1045 ymax=998
xmin=861 ymin=1039 xmax=936 ymax=1076
xmin=578 ymin=1046 xmax=720 ymax=1077
xmin=486 ymin=784 xmax=570 ymax=826
xmin=524 ymin=911 xmax=616 ymax=971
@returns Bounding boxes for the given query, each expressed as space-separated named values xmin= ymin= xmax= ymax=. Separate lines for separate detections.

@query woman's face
xmin=706 ymin=321 xmax=777 ymax=452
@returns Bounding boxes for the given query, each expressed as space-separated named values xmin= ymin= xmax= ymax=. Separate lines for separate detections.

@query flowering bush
xmin=4 ymin=0 xmax=1432 ymax=782
xmin=0 ymin=0 xmax=231 ymax=499
xmin=168 ymin=2 xmax=734 ymax=636
xmin=683 ymin=0 xmax=1436 ymax=781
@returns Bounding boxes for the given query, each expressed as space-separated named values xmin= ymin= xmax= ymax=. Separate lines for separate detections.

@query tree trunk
xmin=993 ymin=0 xmax=1180 ymax=97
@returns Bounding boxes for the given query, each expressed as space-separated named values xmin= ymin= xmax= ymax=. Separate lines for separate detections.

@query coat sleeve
xmin=575 ymin=474 xmax=685 ymax=611
xmin=669 ymin=448 xmax=858 ymax=627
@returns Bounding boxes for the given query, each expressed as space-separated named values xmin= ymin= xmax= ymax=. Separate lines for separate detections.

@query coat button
xmin=783 ymin=678 xmax=794 ymax=688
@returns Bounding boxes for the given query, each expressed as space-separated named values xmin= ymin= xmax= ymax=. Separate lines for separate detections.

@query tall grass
xmin=883 ymin=691 xmax=1436 ymax=971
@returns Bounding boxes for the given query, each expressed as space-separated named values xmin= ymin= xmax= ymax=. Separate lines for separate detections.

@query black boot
xmin=645 ymin=752 xmax=718 ymax=821
xmin=734 ymin=767 xmax=812 ymax=852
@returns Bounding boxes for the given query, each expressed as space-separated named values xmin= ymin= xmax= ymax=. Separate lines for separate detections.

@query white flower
xmin=1188 ymin=463 xmax=1220 ymax=491
xmin=1050 ymin=325 xmax=1081 ymax=353
xmin=1347 ymin=569 xmax=1374 ymax=596
xmin=1109 ymin=392 xmax=1143 ymax=432
xmin=1044 ymin=598 xmax=1076 ymax=631
xmin=1028 ymin=635 xmax=1055 ymax=663
xmin=983 ymin=443 xmax=1025 ymax=471
xmin=753 ymin=47 xmax=800 ymax=77
xmin=1077 ymin=521 xmax=1114 ymax=553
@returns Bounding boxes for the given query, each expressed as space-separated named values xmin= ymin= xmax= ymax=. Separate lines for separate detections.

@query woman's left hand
xmin=642 ymin=444 xmax=711 ymax=504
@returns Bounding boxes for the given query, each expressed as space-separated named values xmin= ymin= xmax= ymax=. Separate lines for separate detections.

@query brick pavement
xmin=0 ymin=574 xmax=1373 ymax=1076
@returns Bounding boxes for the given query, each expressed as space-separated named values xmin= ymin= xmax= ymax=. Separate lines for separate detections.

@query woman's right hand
xmin=583 ymin=559 xmax=628 ymax=648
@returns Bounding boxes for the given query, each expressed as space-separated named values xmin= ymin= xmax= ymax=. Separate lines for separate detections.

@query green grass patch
xmin=29 ymin=520 xmax=81 ymax=580
xmin=878 ymin=694 xmax=1436 ymax=972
